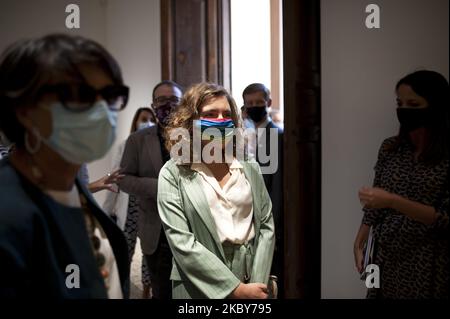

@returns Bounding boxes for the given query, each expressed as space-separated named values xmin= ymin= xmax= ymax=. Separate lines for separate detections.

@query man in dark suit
xmin=242 ymin=83 xmax=284 ymax=297
xmin=119 ymin=80 xmax=182 ymax=299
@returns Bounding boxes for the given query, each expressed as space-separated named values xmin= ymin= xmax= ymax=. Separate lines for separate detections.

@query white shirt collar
xmin=191 ymin=158 xmax=243 ymax=173
xmin=256 ymin=117 xmax=271 ymax=129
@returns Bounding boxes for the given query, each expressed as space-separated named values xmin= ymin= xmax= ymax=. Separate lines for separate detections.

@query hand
xmin=88 ymin=168 xmax=125 ymax=193
xmin=229 ymin=283 xmax=268 ymax=299
xmin=353 ymin=241 xmax=365 ymax=274
xmin=358 ymin=186 xmax=395 ymax=209
xmin=353 ymin=223 xmax=370 ymax=274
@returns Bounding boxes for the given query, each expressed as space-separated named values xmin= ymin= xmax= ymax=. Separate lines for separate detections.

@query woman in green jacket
xmin=157 ymin=82 xmax=275 ymax=299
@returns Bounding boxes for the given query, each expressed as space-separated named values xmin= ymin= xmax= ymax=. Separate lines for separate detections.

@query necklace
xmin=80 ymin=195 xmax=110 ymax=287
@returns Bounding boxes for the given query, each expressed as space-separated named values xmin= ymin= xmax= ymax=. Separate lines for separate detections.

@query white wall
xmin=89 ymin=0 xmax=161 ymax=205
xmin=0 ymin=0 xmax=161 ymax=205
xmin=0 ymin=0 xmax=107 ymax=47
xmin=230 ymin=0 xmax=271 ymax=106
xmin=321 ymin=0 xmax=449 ymax=298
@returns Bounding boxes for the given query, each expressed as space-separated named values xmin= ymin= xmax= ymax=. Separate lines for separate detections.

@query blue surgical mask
xmin=137 ymin=121 xmax=155 ymax=131
xmin=39 ymin=100 xmax=117 ymax=164
xmin=194 ymin=118 xmax=235 ymax=141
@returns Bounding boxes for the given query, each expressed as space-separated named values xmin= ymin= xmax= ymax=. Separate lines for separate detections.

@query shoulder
xmin=127 ymin=126 xmax=158 ymax=143
xmin=158 ymin=159 xmax=195 ymax=195
xmin=134 ymin=126 xmax=158 ymax=138
xmin=372 ymin=136 xmax=399 ymax=166
xmin=380 ymin=136 xmax=397 ymax=149
xmin=240 ymin=159 xmax=265 ymax=184
xmin=267 ymin=121 xmax=283 ymax=134
xmin=118 ymin=140 xmax=127 ymax=151
xmin=265 ymin=122 xmax=283 ymax=146
xmin=241 ymin=158 xmax=261 ymax=172
xmin=159 ymin=158 xmax=184 ymax=180
xmin=377 ymin=136 xmax=398 ymax=156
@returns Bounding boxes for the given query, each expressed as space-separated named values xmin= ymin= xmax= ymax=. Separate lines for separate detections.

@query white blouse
xmin=191 ymin=159 xmax=255 ymax=244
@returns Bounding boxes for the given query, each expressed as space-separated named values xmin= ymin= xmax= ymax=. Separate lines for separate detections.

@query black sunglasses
xmin=38 ymin=83 xmax=129 ymax=112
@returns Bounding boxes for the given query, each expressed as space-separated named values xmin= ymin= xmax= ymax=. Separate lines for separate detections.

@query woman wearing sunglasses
xmin=0 ymin=34 xmax=130 ymax=298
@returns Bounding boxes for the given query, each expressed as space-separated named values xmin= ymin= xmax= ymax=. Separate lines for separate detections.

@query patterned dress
xmin=363 ymin=137 xmax=449 ymax=299
xmin=123 ymin=194 xmax=151 ymax=287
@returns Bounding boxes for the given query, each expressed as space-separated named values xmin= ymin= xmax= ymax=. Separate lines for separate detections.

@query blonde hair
xmin=164 ymin=82 xmax=242 ymax=163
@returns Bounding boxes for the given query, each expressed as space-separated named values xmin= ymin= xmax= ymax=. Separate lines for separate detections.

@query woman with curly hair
xmin=157 ymin=82 xmax=275 ymax=299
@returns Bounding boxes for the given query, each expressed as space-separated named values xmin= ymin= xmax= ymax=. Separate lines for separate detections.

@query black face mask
xmin=396 ymin=108 xmax=430 ymax=132
xmin=246 ymin=106 xmax=267 ymax=123
xmin=155 ymin=103 xmax=174 ymax=126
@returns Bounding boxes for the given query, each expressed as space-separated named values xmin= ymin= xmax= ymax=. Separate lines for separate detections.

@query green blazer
xmin=157 ymin=158 xmax=275 ymax=299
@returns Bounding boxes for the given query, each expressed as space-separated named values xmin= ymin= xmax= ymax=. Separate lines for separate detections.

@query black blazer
xmin=118 ymin=126 xmax=164 ymax=255
xmin=255 ymin=121 xmax=284 ymax=284
xmin=0 ymin=159 xmax=129 ymax=298
xmin=256 ymin=121 xmax=284 ymax=244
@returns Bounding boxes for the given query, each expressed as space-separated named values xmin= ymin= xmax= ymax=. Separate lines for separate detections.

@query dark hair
xmin=130 ymin=107 xmax=155 ymax=134
xmin=390 ymin=70 xmax=449 ymax=163
xmin=0 ymin=33 xmax=124 ymax=146
xmin=242 ymin=83 xmax=271 ymax=102
xmin=152 ymin=80 xmax=183 ymax=101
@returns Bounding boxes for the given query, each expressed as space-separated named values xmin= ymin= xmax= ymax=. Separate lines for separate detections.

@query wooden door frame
xmin=160 ymin=0 xmax=322 ymax=299
xmin=160 ymin=0 xmax=231 ymax=90
xmin=160 ymin=0 xmax=174 ymax=81
xmin=282 ymin=0 xmax=322 ymax=298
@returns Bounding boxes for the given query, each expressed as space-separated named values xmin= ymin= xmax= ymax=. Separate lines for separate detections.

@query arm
xmin=88 ymin=168 xmax=124 ymax=193
xmin=360 ymin=188 xmax=448 ymax=228
xmin=353 ymin=223 xmax=370 ymax=273
xmin=361 ymin=140 xmax=390 ymax=226
xmin=354 ymin=139 xmax=390 ymax=274
xmin=391 ymin=195 xmax=441 ymax=225
xmin=271 ymin=132 xmax=284 ymax=247
xmin=157 ymin=166 xmax=241 ymax=299
xmin=102 ymin=143 xmax=126 ymax=217
xmin=359 ymin=138 xmax=449 ymax=228
xmin=0 ymin=207 xmax=34 ymax=297
xmin=250 ymin=163 xmax=275 ymax=284
xmin=0 ymin=240 xmax=27 ymax=297
xmin=118 ymin=134 xmax=158 ymax=199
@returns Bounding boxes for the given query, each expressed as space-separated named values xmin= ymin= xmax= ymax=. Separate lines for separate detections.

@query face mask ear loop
xmin=24 ymin=126 xmax=42 ymax=154
xmin=23 ymin=126 xmax=45 ymax=184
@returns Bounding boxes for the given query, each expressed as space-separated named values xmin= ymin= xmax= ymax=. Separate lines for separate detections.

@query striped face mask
xmin=195 ymin=118 xmax=235 ymax=141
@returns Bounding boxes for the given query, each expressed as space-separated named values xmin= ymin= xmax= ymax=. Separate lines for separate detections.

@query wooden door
xmin=283 ymin=0 xmax=322 ymax=298
xmin=161 ymin=0 xmax=231 ymax=90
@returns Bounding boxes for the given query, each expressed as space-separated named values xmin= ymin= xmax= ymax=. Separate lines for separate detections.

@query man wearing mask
xmin=242 ymin=83 xmax=284 ymax=297
xmin=119 ymin=80 xmax=183 ymax=299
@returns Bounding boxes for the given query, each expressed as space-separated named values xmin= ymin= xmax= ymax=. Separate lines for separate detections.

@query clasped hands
xmin=358 ymin=186 xmax=397 ymax=209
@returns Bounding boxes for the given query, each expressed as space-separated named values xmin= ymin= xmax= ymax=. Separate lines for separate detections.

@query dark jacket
xmin=118 ymin=126 xmax=165 ymax=255
xmin=255 ymin=120 xmax=284 ymax=286
xmin=0 ymin=158 xmax=129 ymax=298
xmin=256 ymin=121 xmax=284 ymax=251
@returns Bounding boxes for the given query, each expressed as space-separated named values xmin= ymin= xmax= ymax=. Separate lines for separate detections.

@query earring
xmin=24 ymin=127 xmax=42 ymax=154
